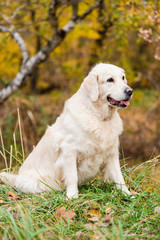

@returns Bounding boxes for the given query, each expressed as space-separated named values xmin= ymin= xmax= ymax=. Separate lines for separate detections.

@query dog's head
xmin=81 ymin=63 xmax=133 ymax=108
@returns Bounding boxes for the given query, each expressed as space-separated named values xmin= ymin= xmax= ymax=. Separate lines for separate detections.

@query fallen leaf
xmin=99 ymin=212 xmax=114 ymax=227
xmin=87 ymin=209 xmax=102 ymax=218
xmin=89 ymin=201 xmax=99 ymax=209
xmin=55 ymin=206 xmax=76 ymax=221
xmin=88 ymin=216 xmax=99 ymax=222
xmin=65 ymin=209 xmax=76 ymax=220
xmin=86 ymin=204 xmax=114 ymax=227
xmin=86 ymin=201 xmax=102 ymax=219
xmin=105 ymin=206 xmax=112 ymax=214
xmin=101 ymin=212 xmax=113 ymax=223
xmin=7 ymin=192 xmax=22 ymax=201
xmin=56 ymin=206 xmax=66 ymax=218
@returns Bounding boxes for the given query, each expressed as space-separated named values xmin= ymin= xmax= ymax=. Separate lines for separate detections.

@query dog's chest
xmin=75 ymin=122 xmax=118 ymax=183
xmin=78 ymin=117 xmax=121 ymax=153
xmin=77 ymin=151 xmax=105 ymax=185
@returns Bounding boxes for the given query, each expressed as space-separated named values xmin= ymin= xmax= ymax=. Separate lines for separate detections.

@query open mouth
xmin=107 ymin=96 xmax=130 ymax=108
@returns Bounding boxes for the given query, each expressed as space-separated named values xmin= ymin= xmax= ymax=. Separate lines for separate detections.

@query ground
xmin=0 ymin=157 xmax=160 ymax=239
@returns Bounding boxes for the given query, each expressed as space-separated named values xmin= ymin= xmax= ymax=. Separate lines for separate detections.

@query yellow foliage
xmin=0 ymin=0 xmax=160 ymax=93
xmin=0 ymin=34 xmax=20 ymax=82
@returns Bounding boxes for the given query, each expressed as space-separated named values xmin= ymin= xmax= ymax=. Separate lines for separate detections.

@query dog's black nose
xmin=124 ymin=87 xmax=133 ymax=96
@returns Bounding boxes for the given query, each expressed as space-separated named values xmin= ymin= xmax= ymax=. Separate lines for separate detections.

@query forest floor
xmin=0 ymin=157 xmax=160 ymax=240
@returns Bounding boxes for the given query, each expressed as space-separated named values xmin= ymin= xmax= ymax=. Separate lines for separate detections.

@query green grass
xmin=0 ymin=158 xmax=160 ymax=240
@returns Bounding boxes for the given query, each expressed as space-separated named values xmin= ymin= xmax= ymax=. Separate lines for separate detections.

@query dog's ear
xmin=82 ymin=74 xmax=99 ymax=102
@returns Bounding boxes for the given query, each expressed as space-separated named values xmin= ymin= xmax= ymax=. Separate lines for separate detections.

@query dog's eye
xmin=107 ymin=78 xmax=114 ymax=83
xmin=122 ymin=76 xmax=125 ymax=80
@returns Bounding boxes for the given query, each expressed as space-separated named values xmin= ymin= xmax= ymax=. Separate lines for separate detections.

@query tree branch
xmin=49 ymin=0 xmax=59 ymax=34
xmin=61 ymin=0 xmax=101 ymax=33
xmin=9 ymin=4 xmax=27 ymax=22
xmin=78 ymin=0 xmax=101 ymax=20
xmin=0 ymin=0 xmax=101 ymax=103
xmin=0 ymin=26 xmax=29 ymax=64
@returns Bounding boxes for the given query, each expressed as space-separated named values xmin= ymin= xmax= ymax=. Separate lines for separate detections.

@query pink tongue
xmin=121 ymin=100 xmax=130 ymax=106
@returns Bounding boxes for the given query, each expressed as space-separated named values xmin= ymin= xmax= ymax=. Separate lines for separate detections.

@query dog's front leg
xmin=103 ymin=150 xmax=131 ymax=195
xmin=56 ymin=149 xmax=78 ymax=199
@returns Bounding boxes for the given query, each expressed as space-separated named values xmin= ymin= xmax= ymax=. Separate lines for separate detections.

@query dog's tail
xmin=0 ymin=172 xmax=17 ymax=187
xmin=0 ymin=171 xmax=57 ymax=193
xmin=0 ymin=171 xmax=45 ymax=193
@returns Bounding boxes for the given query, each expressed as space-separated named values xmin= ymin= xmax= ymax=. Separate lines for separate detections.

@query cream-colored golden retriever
xmin=0 ymin=63 xmax=133 ymax=198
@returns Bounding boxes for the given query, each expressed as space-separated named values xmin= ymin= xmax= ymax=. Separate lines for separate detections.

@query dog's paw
xmin=66 ymin=190 xmax=78 ymax=200
xmin=66 ymin=185 xmax=79 ymax=200
xmin=66 ymin=193 xmax=79 ymax=200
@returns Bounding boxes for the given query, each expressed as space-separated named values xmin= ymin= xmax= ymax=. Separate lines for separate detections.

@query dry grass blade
xmin=17 ymin=108 xmax=25 ymax=161
xmin=9 ymin=145 xmax=13 ymax=172
xmin=13 ymin=132 xmax=18 ymax=159
xmin=0 ymin=128 xmax=8 ymax=171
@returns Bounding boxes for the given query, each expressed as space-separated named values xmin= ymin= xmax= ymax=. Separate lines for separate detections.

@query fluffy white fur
xmin=0 ymin=63 xmax=133 ymax=198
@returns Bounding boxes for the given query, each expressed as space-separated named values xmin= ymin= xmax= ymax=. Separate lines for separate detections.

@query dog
xmin=0 ymin=63 xmax=133 ymax=199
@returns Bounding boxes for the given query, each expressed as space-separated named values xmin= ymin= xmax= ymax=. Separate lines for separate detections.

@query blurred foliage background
xmin=0 ymin=0 xmax=160 ymax=168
